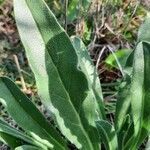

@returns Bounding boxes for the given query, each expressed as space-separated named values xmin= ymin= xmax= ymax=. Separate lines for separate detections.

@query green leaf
xmin=114 ymin=55 xmax=133 ymax=134
xmin=105 ymin=49 xmax=132 ymax=69
xmin=124 ymin=42 xmax=150 ymax=148
xmin=115 ymin=14 xmax=150 ymax=147
xmin=128 ymin=42 xmax=146 ymax=147
xmin=117 ymin=116 xmax=133 ymax=149
xmin=0 ymin=118 xmax=40 ymax=149
xmin=71 ymin=36 xmax=106 ymax=120
xmin=15 ymin=145 xmax=39 ymax=150
xmin=137 ymin=42 xmax=150 ymax=145
xmin=115 ymin=23 xmax=150 ymax=148
xmin=96 ymin=120 xmax=118 ymax=150
xmin=0 ymin=132 xmax=23 ymax=149
xmin=0 ymin=77 xmax=67 ymax=150
xmin=14 ymin=0 xmax=101 ymax=149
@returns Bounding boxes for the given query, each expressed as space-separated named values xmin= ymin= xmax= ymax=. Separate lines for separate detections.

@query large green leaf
xmin=124 ymin=42 xmax=150 ymax=149
xmin=0 ymin=77 xmax=67 ymax=150
xmin=14 ymin=0 xmax=102 ymax=149
xmin=135 ymin=12 xmax=150 ymax=148
xmin=115 ymin=14 xmax=150 ymax=149
xmin=137 ymin=42 xmax=150 ymax=145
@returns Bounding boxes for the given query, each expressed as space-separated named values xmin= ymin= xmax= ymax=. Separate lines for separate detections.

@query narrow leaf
xmin=124 ymin=42 xmax=150 ymax=148
xmin=96 ymin=120 xmax=118 ymax=150
xmin=129 ymin=42 xmax=145 ymax=147
xmin=0 ymin=77 xmax=67 ymax=150
xmin=15 ymin=145 xmax=39 ymax=150
xmin=0 ymin=119 xmax=42 ymax=149
xmin=137 ymin=42 xmax=150 ymax=144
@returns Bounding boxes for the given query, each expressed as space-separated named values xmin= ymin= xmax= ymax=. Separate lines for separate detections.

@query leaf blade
xmin=14 ymin=0 xmax=101 ymax=149
xmin=0 ymin=118 xmax=43 ymax=149
xmin=0 ymin=77 xmax=67 ymax=150
xmin=124 ymin=42 xmax=150 ymax=149
xmin=71 ymin=36 xmax=105 ymax=120
xmin=15 ymin=145 xmax=40 ymax=150
xmin=96 ymin=120 xmax=118 ymax=150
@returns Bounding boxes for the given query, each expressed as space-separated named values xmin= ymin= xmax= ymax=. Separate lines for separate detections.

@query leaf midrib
xmin=25 ymin=1 xmax=95 ymax=149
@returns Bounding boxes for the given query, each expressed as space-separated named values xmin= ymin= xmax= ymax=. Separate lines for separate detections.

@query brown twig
xmin=13 ymin=54 xmax=27 ymax=91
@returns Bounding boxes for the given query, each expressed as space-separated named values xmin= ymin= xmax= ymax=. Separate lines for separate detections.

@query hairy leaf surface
xmin=14 ymin=0 xmax=102 ymax=149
